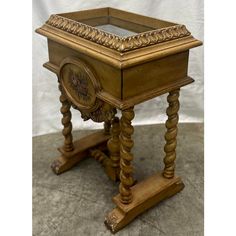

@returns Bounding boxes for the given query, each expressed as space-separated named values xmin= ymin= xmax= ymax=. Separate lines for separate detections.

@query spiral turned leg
xmin=104 ymin=120 xmax=111 ymax=135
xmin=119 ymin=108 xmax=135 ymax=204
xmin=89 ymin=117 xmax=120 ymax=181
xmin=59 ymin=83 xmax=74 ymax=152
xmin=163 ymin=89 xmax=180 ymax=179
xmin=105 ymin=102 xmax=185 ymax=233
xmin=107 ymin=117 xmax=120 ymax=181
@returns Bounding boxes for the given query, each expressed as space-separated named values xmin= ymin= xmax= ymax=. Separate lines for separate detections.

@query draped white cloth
xmin=32 ymin=0 xmax=204 ymax=136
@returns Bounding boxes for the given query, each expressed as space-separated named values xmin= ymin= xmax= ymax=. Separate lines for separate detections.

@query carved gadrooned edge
xmin=46 ymin=14 xmax=191 ymax=52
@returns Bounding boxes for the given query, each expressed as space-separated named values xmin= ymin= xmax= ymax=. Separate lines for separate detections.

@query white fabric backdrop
xmin=33 ymin=0 xmax=204 ymax=136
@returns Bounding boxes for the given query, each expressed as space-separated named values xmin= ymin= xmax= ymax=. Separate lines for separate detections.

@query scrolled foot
xmin=51 ymin=159 xmax=63 ymax=175
xmin=104 ymin=208 xmax=126 ymax=233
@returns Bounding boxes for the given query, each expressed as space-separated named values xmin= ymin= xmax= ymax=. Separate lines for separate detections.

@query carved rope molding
xmin=46 ymin=15 xmax=191 ymax=52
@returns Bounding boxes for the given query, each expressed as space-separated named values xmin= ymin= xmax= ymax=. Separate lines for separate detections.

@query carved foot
xmin=51 ymin=155 xmax=81 ymax=175
xmin=105 ymin=173 xmax=184 ymax=233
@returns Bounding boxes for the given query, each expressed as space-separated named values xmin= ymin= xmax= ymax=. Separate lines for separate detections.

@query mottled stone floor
xmin=33 ymin=123 xmax=203 ymax=236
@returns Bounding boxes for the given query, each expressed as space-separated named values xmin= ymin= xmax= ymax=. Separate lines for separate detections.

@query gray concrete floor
xmin=33 ymin=123 xmax=203 ymax=236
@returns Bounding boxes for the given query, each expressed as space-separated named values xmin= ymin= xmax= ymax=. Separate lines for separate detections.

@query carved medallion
xmin=71 ymin=71 xmax=89 ymax=99
xmin=59 ymin=57 xmax=116 ymax=123
xmin=60 ymin=59 xmax=98 ymax=110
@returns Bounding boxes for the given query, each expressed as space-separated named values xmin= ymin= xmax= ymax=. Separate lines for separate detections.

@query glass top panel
xmin=96 ymin=24 xmax=138 ymax=37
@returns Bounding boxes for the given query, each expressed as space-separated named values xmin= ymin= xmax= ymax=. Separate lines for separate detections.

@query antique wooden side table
xmin=36 ymin=7 xmax=202 ymax=233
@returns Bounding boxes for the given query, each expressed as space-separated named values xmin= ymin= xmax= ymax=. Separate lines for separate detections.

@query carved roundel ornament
xmin=59 ymin=57 xmax=116 ymax=122
xmin=59 ymin=57 xmax=100 ymax=111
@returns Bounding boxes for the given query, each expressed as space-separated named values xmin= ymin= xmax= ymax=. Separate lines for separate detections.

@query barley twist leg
xmin=163 ymin=89 xmax=180 ymax=179
xmin=104 ymin=120 xmax=111 ymax=134
xmin=107 ymin=117 xmax=120 ymax=180
xmin=119 ymin=108 xmax=135 ymax=204
xmin=59 ymin=83 xmax=74 ymax=152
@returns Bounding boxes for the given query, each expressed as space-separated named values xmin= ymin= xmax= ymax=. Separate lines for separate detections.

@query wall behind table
xmin=33 ymin=0 xmax=204 ymax=136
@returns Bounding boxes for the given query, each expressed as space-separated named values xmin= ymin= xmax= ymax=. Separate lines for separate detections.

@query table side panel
xmin=109 ymin=8 xmax=177 ymax=29
xmin=122 ymin=51 xmax=189 ymax=99
xmin=59 ymin=8 xmax=109 ymax=21
xmin=59 ymin=7 xmax=176 ymax=29
xmin=47 ymin=40 xmax=122 ymax=99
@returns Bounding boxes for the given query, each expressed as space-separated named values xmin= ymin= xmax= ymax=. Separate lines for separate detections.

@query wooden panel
xmin=109 ymin=8 xmax=176 ymax=29
xmin=47 ymin=40 xmax=122 ymax=99
xmin=122 ymin=51 xmax=189 ymax=99
xmin=59 ymin=7 xmax=175 ymax=29
xmin=59 ymin=7 xmax=109 ymax=21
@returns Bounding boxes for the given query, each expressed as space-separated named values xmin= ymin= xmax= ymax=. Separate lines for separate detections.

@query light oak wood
xmin=58 ymin=82 xmax=74 ymax=152
xmin=36 ymin=7 xmax=202 ymax=233
xmin=36 ymin=7 xmax=202 ymax=70
xmin=48 ymin=40 xmax=122 ymax=99
xmin=96 ymin=76 xmax=193 ymax=110
xmin=104 ymin=120 xmax=111 ymax=135
xmin=107 ymin=117 xmax=121 ymax=181
xmin=119 ymin=108 xmax=135 ymax=204
xmin=163 ymin=89 xmax=180 ymax=178
xmin=58 ymin=7 xmax=109 ymax=21
xmin=105 ymin=172 xmax=185 ymax=233
xmin=89 ymin=148 xmax=119 ymax=182
xmin=108 ymin=7 xmax=176 ymax=29
xmin=122 ymin=51 xmax=189 ymax=99
xmin=51 ymin=131 xmax=110 ymax=174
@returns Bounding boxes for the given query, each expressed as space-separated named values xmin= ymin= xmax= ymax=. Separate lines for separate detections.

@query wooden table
xmin=36 ymin=7 xmax=202 ymax=233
